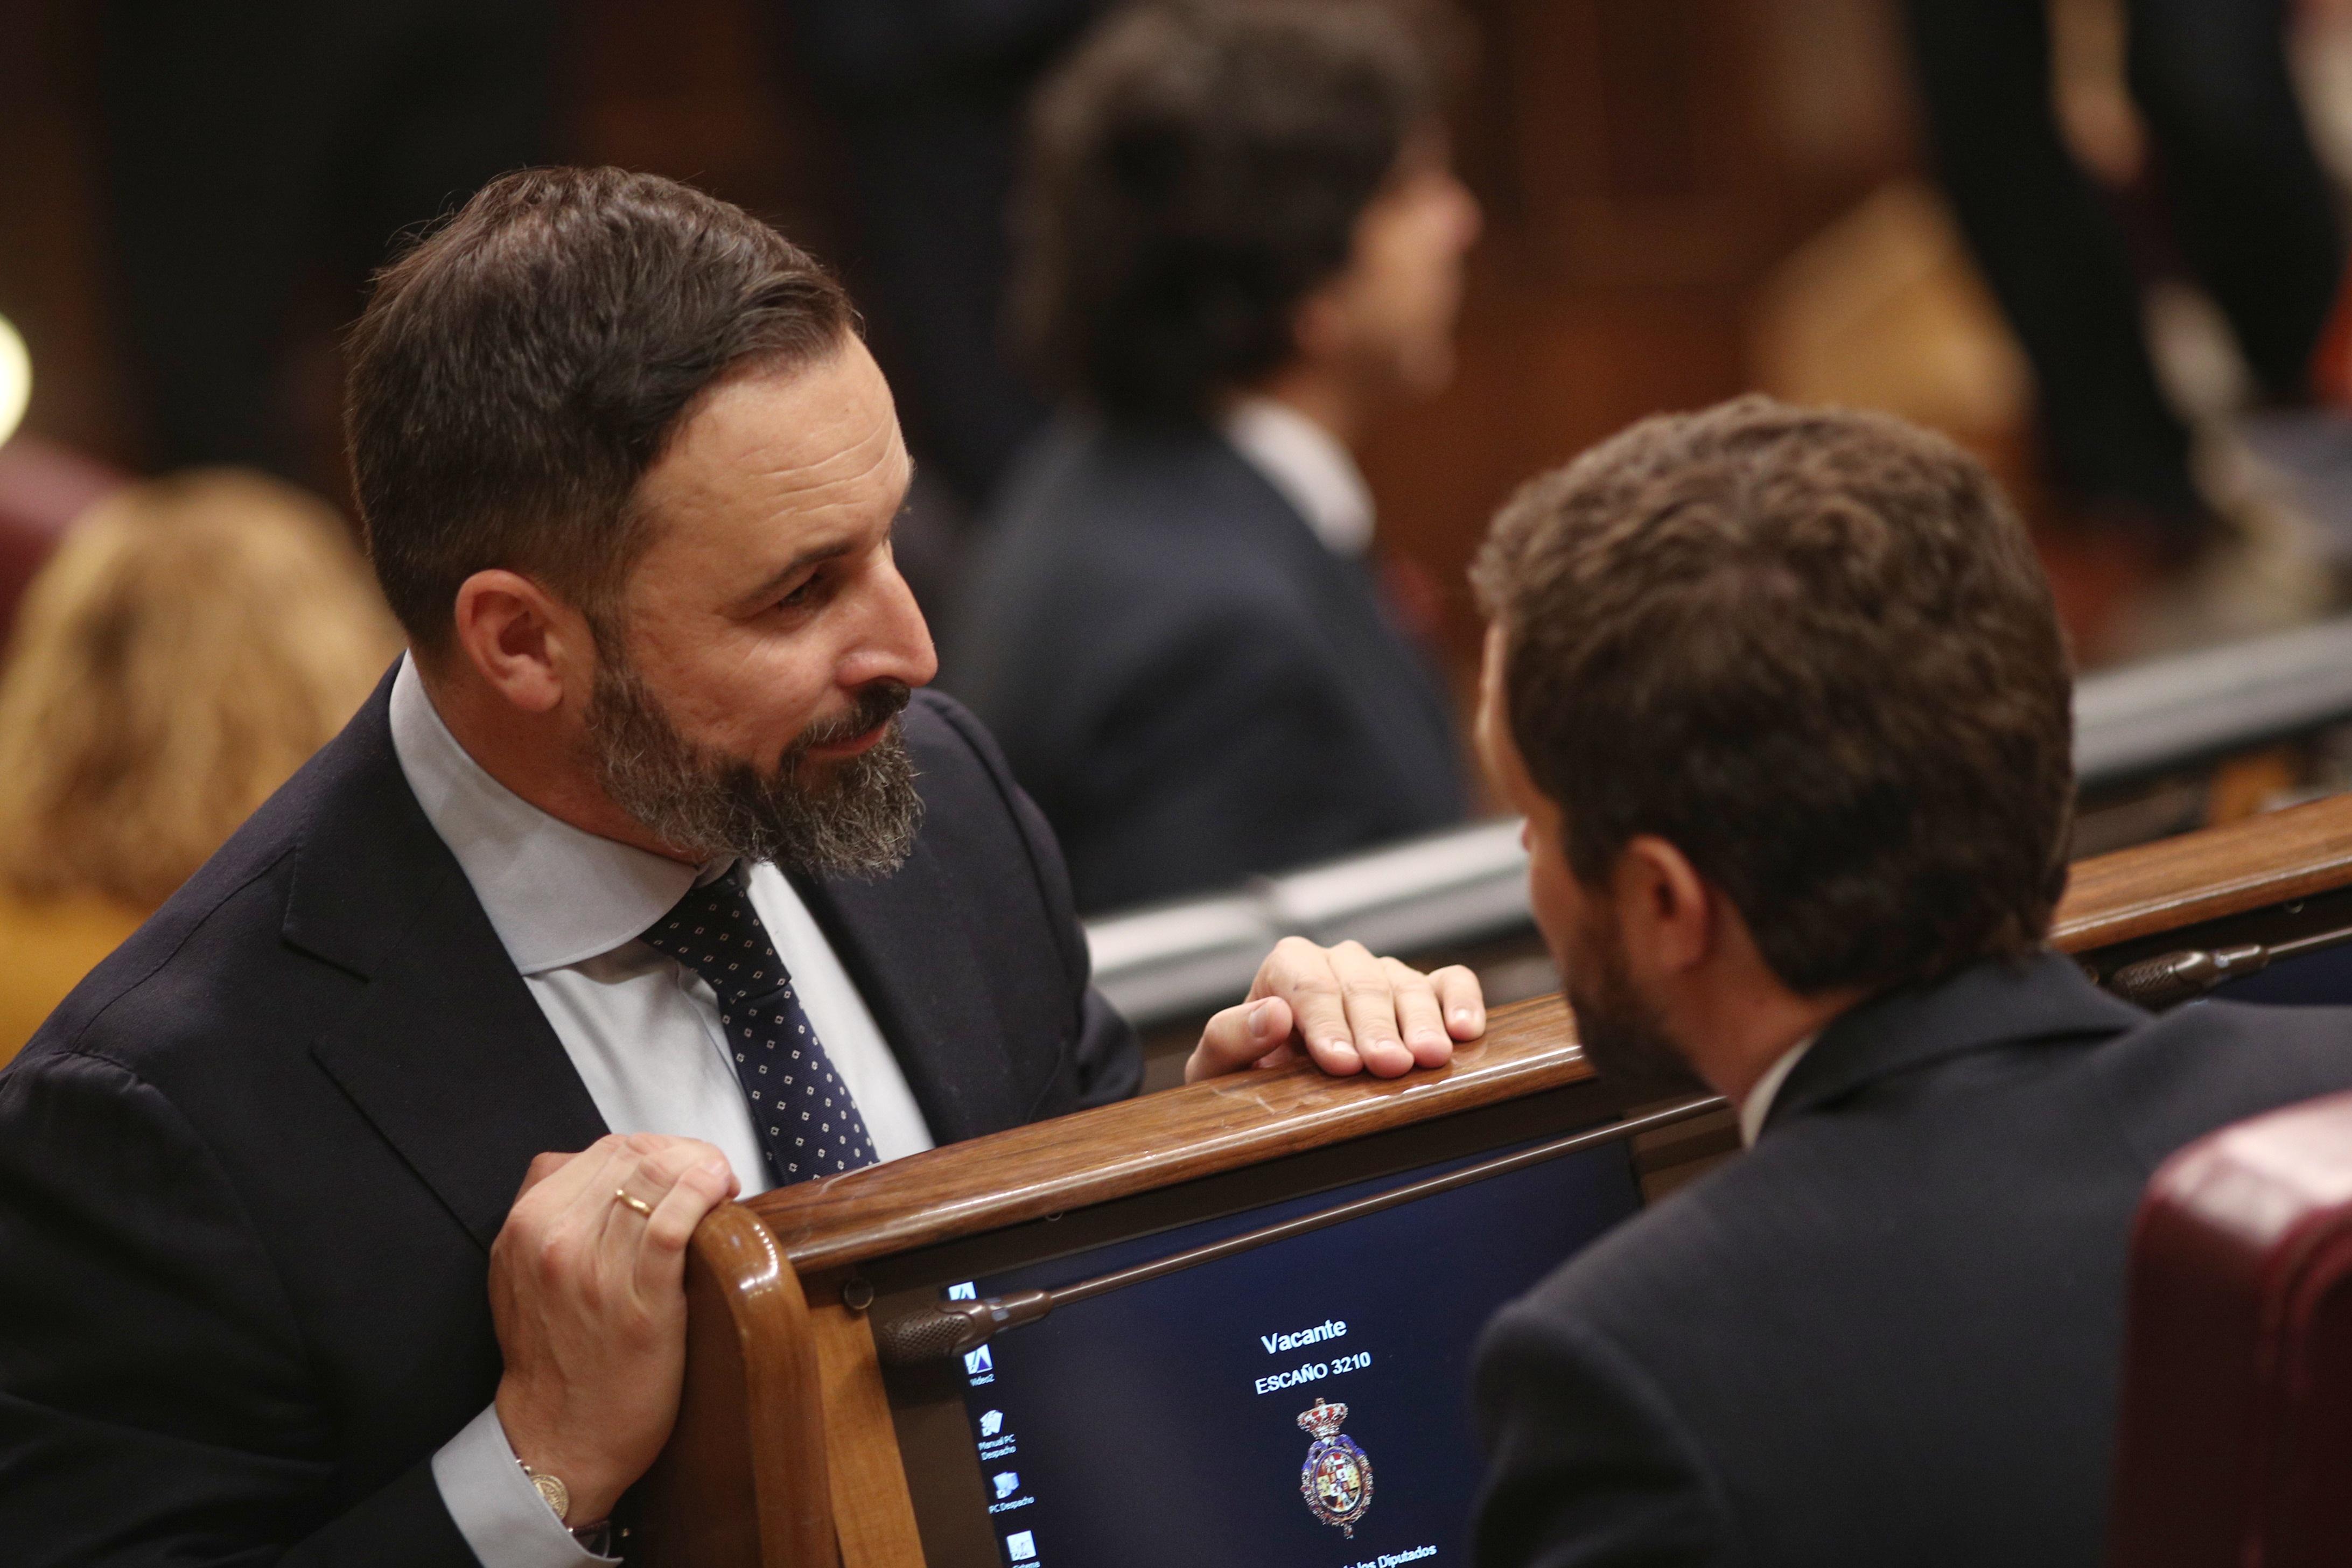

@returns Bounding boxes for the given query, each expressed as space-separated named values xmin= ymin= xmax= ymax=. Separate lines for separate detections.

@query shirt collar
xmin=1738 ymin=1032 xmax=1816 ymax=1148
xmin=386 ymin=652 xmax=709 ymax=975
xmin=1220 ymin=395 xmax=1375 ymax=557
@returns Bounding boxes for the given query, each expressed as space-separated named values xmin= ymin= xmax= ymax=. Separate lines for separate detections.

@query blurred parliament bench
xmin=633 ymin=789 xmax=2352 ymax=1568
xmin=1093 ymin=613 xmax=2352 ymax=1087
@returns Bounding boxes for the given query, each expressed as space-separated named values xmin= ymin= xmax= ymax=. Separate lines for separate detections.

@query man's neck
xmin=1245 ymin=362 xmax=1366 ymax=452
xmin=1676 ymin=982 xmax=1864 ymax=1111
xmin=413 ymin=654 xmax=699 ymax=866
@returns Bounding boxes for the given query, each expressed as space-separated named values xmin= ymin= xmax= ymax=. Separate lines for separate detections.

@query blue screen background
xmin=946 ymin=1135 xmax=1643 ymax=1568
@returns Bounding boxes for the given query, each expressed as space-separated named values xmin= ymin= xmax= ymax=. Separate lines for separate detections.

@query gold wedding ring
xmin=614 ymin=1187 xmax=656 ymax=1218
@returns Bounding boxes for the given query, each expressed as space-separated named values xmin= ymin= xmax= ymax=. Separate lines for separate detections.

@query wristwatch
xmin=518 ymin=1459 xmax=614 ymax=1556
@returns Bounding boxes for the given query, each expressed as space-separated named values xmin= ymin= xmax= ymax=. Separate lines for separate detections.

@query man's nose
xmin=843 ymin=551 xmax=939 ymax=691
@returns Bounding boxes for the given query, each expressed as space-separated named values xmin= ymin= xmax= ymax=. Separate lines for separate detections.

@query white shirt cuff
xmin=431 ymin=1404 xmax=618 ymax=1567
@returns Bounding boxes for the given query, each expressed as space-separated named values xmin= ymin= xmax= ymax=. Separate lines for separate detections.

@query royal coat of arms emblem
xmin=1296 ymin=1398 xmax=1374 ymax=1537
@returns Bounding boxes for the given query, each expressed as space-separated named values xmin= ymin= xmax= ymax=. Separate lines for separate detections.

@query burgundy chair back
xmin=2108 ymin=1090 xmax=2352 ymax=1567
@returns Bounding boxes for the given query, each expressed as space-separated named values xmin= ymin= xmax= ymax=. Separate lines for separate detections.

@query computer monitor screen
xmin=937 ymin=1134 xmax=1643 ymax=1567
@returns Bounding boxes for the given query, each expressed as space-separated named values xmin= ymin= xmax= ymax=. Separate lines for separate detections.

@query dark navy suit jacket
xmin=944 ymin=418 xmax=1467 ymax=913
xmin=1471 ymin=952 xmax=2352 ymax=1568
xmin=0 ymin=676 xmax=1138 ymax=1566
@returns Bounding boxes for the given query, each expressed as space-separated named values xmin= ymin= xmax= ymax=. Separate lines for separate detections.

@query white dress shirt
xmin=1738 ymin=1033 xmax=1817 ymax=1148
xmin=1221 ymin=394 xmax=1376 ymax=557
xmin=388 ymin=654 xmax=932 ymax=1565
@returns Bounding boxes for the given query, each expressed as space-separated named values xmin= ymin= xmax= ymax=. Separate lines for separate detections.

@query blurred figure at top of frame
xmin=947 ymin=0 xmax=1480 ymax=915
xmin=0 ymin=471 xmax=400 ymax=1062
xmin=1901 ymin=0 xmax=2347 ymax=608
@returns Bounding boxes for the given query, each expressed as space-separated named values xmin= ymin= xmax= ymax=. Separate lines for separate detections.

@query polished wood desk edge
xmin=744 ymin=792 xmax=2352 ymax=1279
xmin=639 ymin=1205 xmax=832 ymax=1568
xmin=747 ymin=992 xmax=1591 ymax=1275
xmin=2053 ymin=792 xmax=2352 ymax=953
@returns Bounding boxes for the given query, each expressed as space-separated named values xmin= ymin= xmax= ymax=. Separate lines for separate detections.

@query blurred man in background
xmin=946 ymin=0 xmax=1479 ymax=914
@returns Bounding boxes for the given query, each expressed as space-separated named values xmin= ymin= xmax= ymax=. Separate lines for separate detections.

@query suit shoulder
xmin=17 ymin=851 xmax=313 ymax=1085
xmin=2094 ymin=997 xmax=2352 ymax=1155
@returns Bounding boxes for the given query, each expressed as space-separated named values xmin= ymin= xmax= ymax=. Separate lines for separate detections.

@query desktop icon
xmin=948 ymin=1281 xmax=978 ymax=1300
xmin=964 ymin=1345 xmax=995 ymax=1378
xmin=993 ymin=1471 xmax=1020 ymax=1500
xmin=1005 ymin=1530 xmax=1037 ymax=1562
xmin=979 ymin=1410 xmax=1005 ymax=1438
xmin=1297 ymin=1398 xmax=1374 ymax=1539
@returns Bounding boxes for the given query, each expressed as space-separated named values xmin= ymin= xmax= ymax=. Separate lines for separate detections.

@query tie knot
xmin=640 ymin=873 xmax=788 ymax=1002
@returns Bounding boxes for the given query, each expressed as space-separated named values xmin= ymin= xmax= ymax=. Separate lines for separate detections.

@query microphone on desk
xmin=2101 ymin=918 xmax=2352 ymax=1010
xmin=2104 ymin=944 xmax=2272 ymax=1009
xmin=877 ymin=1290 xmax=1054 ymax=1366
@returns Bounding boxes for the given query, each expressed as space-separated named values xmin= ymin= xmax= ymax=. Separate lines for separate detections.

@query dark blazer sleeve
xmin=0 ymin=1051 xmax=479 ymax=1567
xmin=920 ymin=692 xmax=1142 ymax=1110
xmin=1473 ymin=1298 xmax=1732 ymax=1568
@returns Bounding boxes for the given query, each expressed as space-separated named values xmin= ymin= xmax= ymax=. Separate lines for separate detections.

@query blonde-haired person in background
xmin=0 ymin=468 xmax=398 ymax=1061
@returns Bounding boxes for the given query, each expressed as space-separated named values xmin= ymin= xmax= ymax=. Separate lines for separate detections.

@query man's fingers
xmin=1185 ymin=996 xmax=1295 ymax=1083
xmin=1262 ymin=936 xmax=1360 ymax=1075
xmin=1382 ymin=956 xmax=1456 ymax=1070
xmin=1431 ymin=964 xmax=1487 ymax=1040
xmin=632 ymin=1158 xmax=735 ymax=1300
xmin=518 ymin=1134 xmax=631 ymax=1211
xmin=1331 ymin=941 xmax=1413 ymax=1077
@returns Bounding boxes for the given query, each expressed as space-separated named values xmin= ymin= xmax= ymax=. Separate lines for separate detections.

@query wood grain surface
xmin=635 ymin=1205 xmax=831 ymax=1568
xmin=2052 ymin=792 xmax=2352 ymax=953
xmin=747 ymin=793 xmax=2352 ymax=1284
xmin=747 ymin=992 xmax=1590 ymax=1277
xmin=807 ymin=1297 xmax=927 ymax=1568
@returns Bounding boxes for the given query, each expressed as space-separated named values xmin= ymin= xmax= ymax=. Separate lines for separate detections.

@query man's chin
xmin=1564 ymin=992 xmax=1706 ymax=1097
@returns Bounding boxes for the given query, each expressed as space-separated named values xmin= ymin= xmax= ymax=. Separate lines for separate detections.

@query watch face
xmin=529 ymin=1468 xmax=571 ymax=1524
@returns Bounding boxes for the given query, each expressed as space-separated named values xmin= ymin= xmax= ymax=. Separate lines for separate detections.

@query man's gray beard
xmin=583 ymin=659 xmax=923 ymax=879
xmin=1563 ymin=908 xmax=1706 ymax=1096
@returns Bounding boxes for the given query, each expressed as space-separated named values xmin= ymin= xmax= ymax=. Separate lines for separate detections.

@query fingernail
xmin=1451 ymin=1008 xmax=1476 ymax=1028
xmin=1327 ymin=1041 xmax=1361 ymax=1070
xmin=700 ymin=1157 xmax=730 ymax=1177
xmin=1249 ymin=999 xmax=1280 ymax=1041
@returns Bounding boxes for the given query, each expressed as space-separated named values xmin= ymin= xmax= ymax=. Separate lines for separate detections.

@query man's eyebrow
xmin=734 ymin=538 xmax=858 ymax=611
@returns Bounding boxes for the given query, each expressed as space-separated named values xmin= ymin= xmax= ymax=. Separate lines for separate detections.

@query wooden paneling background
xmin=1 ymin=0 xmax=1921 ymax=678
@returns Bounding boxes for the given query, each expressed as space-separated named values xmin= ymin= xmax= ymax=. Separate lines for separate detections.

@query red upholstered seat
xmin=2108 ymin=1090 xmax=2352 ymax=1567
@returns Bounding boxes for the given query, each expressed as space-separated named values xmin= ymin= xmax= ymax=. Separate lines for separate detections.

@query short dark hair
xmin=1473 ymin=396 xmax=2074 ymax=996
xmin=346 ymin=167 xmax=853 ymax=653
xmin=1015 ymin=0 xmax=1439 ymax=423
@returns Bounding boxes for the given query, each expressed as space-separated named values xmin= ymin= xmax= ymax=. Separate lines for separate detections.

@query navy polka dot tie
xmin=639 ymin=869 xmax=878 ymax=1186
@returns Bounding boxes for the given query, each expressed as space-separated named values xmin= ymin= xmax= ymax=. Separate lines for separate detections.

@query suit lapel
xmin=791 ymin=846 xmax=1023 ymax=1147
xmin=286 ymin=675 xmax=607 ymax=1250
xmin=1768 ymin=951 xmax=2147 ymax=1137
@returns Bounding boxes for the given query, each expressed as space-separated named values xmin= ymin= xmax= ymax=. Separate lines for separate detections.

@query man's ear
xmin=1612 ymin=835 xmax=1714 ymax=979
xmin=450 ymin=569 xmax=591 ymax=716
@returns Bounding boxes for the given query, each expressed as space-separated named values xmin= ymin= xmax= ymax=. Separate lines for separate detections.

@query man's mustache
xmin=788 ymin=681 xmax=914 ymax=757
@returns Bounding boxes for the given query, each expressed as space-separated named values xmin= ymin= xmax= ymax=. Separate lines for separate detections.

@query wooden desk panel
xmin=647 ymin=791 xmax=2352 ymax=1568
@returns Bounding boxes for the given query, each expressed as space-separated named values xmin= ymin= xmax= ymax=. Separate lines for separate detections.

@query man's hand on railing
xmin=1185 ymin=936 xmax=1487 ymax=1083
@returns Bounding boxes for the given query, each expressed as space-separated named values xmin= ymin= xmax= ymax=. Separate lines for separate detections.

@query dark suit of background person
xmin=950 ymin=412 xmax=1465 ymax=913
xmin=0 ymin=670 xmax=1135 ymax=1565
xmin=936 ymin=0 xmax=1480 ymax=913
xmin=1474 ymin=956 xmax=2352 ymax=1566
xmin=1899 ymin=0 xmax=2346 ymax=550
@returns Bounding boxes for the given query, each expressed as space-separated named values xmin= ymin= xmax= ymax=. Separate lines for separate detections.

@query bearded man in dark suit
xmin=1466 ymin=397 xmax=2352 ymax=1568
xmin=0 ymin=167 xmax=1486 ymax=1567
